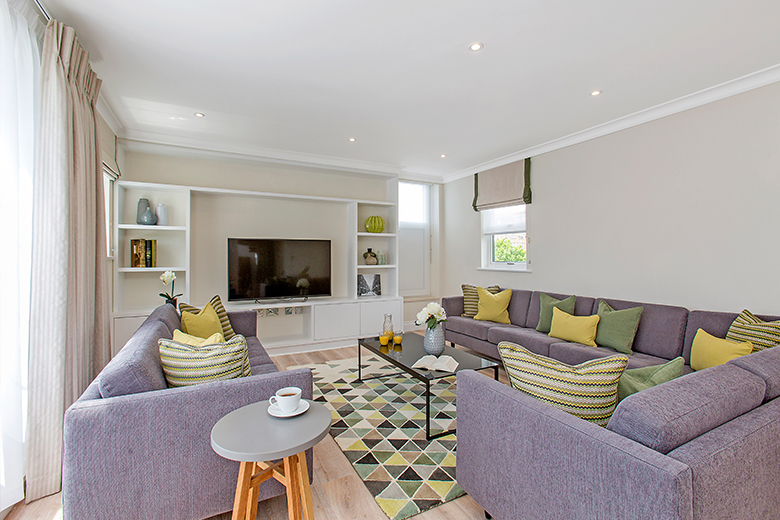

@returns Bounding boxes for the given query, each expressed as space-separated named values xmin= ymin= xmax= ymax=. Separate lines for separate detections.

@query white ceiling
xmin=42 ymin=0 xmax=780 ymax=180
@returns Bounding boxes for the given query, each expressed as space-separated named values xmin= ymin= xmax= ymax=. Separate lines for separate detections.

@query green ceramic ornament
xmin=365 ymin=215 xmax=385 ymax=233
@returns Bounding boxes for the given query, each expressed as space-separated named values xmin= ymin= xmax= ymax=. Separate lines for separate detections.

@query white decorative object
xmin=155 ymin=203 xmax=168 ymax=225
xmin=415 ymin=302 xmax=448 ymax=356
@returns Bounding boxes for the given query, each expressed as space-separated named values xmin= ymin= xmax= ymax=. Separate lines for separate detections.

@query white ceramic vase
xmin=155 ymin=203 xmax=168 ymax=226
xmin=423 ymin=324 xmax=445 ymax=356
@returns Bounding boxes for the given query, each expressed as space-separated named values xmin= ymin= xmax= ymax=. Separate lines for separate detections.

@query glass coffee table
xmin=357 ymin=333 xmax=499 ymax=440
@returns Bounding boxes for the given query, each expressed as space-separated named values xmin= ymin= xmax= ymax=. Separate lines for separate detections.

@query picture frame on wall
xmin=358 ymin=274 xmax=381 ymax=297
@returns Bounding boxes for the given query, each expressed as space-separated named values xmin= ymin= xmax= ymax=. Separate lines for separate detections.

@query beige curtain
xmin=26 ymin=19 xmax=109 ymax=502
xmin=472 ymin=157 xmax=532 ymax=211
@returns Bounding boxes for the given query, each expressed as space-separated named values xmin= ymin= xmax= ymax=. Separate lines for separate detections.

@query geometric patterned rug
xmin=294 ymin=356 xmax=464 ymax=520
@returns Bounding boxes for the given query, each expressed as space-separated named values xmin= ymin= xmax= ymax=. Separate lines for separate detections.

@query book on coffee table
xmin=411 ymin=355 xmax=459 ymax=372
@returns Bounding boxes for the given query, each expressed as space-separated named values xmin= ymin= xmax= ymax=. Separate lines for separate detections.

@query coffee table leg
xmin=232 ymin=461 xmax=253 ymax=520
xmin=357 ymin=343 xmax=362 ymax=381
xmin=425 ymin=379 xmax=431 ymax=440
xmin=296 ymin=452 xmax=315 ymax=520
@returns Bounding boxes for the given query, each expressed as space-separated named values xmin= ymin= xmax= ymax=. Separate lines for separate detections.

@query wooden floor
xmin=6 ymin=344 xmax=504 ymax=520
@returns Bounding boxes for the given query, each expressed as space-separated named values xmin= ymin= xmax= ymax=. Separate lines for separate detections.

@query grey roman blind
xmin=472 ymin=157 xmax=531 ymax=211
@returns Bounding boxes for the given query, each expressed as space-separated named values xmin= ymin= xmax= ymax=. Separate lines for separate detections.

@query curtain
xmin=472 ymin=157 xmax=532 ymax=211
xmin=0 ymin=0 xmax=41 ymax=511
xmin=26 ymin=19 xmax=109 ymax=502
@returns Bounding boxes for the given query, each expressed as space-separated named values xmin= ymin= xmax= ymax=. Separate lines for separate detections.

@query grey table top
xmin=211 ymin=400 xmax=331 ymax=462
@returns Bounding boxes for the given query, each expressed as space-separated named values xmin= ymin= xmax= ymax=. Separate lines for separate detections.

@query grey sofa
xmin=448 ymin=290 xmax=780 ymax=519
xmin=62 ymin=304 xmax=313 ymax=520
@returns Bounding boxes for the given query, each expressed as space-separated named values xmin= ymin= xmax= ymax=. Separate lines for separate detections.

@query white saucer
xmin=268 ymin=399 xmax=310 ymax=418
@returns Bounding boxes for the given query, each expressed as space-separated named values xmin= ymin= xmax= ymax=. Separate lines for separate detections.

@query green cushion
xmin=158 ymin=334 xmax=251 ymax=387
xmin=536 ymin=293 xmax=576 ymax=333
xmin=498 ymin=341 xmax=628 ymax=427
xmin=594 ymin=300 xmax=644 ymax=355
xmin=617 ymin=357 xmax=684 ymax=402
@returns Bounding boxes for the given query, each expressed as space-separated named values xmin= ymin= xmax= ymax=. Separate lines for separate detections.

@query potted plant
xmin=159 ymin=270 xmax=182 ymax=306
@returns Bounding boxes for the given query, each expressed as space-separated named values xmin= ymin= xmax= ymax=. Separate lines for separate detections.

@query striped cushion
xmin=726 ymin=310 xmax=780 ymax=351
xmin=180 ymin=295 xmax=236 ymax=340
xmin=461 ymin=284 xmax=500 ymax=317
xmin=158 ymin=334 xmax=251 ymax=387
xmin=498 ymin=341 xmax=629 ymax=426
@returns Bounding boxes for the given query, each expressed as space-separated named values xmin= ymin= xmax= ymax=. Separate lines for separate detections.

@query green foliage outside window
xmin=494 ymin=237 xmax=527 ymax=262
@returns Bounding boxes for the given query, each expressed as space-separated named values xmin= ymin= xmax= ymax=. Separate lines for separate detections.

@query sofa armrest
xmin=442 ymin=296 xmax=464 ymax=319
xmin=63 ymin=368 xmax=312 ymax=520
xmin=228 ymin=309 xmax=257 ymax=337
xmin=456 ymin=370 xmax=693 ymax=520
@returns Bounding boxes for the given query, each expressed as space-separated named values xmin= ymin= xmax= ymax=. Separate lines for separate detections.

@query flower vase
xmin=423 ymin=324 xmax=446 ymax=356
xmin=165 ymin=298 xmax=177 ymax=307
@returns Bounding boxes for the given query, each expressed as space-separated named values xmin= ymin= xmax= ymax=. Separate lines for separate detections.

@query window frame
xmin=103 ymin=164 xmax=119 ymax=258
xmin=398 ymin=181 xmax=432 ymax=297
xmin=480 ymin=204 xmax=530 ymax=272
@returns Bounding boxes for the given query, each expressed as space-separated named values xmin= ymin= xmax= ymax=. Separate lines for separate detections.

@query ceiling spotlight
xmin=469 ymin=42 xmax=483 ymax=51
xmin=440 ymin=154 xmax=446 ymax=158
xmin=591 ymin=90 xmax=602 ymax=96
xmin=349 ymin=137 xmax=356 ymax=142
xmin=194 ymin=112 xmax=205 ymax=117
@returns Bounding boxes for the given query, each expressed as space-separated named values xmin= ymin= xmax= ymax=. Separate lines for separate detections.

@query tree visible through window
xmin=482 ymin=205 xmax=528 ymax=269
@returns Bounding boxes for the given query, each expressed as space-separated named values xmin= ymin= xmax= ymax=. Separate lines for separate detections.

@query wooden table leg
xmin=232 ymin=461 xmax=254 ymax=520
xmin=246 ymin=462 xmax=261 ymax=520
xmin=296 ymin=452 xmax=315 ymax=520
xmin=284 ymin=455 xmax=302 ymax=520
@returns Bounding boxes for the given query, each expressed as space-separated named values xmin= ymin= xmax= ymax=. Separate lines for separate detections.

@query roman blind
xmin=472 ymin=157 xmax=532 ymax=211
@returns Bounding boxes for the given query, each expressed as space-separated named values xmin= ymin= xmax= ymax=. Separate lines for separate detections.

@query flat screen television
xmin=228 ymin=238 xmax=331 ymax=301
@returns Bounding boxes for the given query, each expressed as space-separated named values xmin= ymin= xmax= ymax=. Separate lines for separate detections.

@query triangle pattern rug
xmin=294 ymin=356 xmax=464 ymax=520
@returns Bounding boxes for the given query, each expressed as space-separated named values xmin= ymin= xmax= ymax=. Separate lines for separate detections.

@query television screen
xmin=228 ymin=238 xmax=331 ymax=301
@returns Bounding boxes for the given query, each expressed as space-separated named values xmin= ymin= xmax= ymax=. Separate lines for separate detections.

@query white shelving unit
xmin=112 ymin=179 xmax=402 ymax=354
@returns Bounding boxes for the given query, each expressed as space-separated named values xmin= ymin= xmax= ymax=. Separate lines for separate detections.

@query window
xmin=398 ymin=182 xmax=431 ymax=296
xmin=103 ymin=165 xmax=118 ymax=257
xmin=481 ymin=205 xmax=528 ymax=270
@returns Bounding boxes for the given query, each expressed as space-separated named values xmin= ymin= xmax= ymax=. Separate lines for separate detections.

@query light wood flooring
xmin=7 ymin=344 xmax=505 ymax=520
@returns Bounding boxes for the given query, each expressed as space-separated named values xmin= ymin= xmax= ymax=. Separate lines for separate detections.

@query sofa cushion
xmin=536 ymin=293 xmax=576 ymax=333
xmin=180 ymin=295 xmax=236 ymax=339
xmin=617 ymin=357 xmax=684 ymax=402
xmin=549 ymin=308 xmax=599 ymax=347
xmin=594 ymin=300 xmax=643 ymax=355
xmin=98 ymin=321 xmax=170 ymax=398
xmin=180 ymin=302 xmax=223 ymax=338
xmin=506 ymin=289 xmax=533 ymax=327
xmin=498 ymin=341 xmax=628 ymax=426
xmin=474 ymin=287 xmax=512 ymax=324
xmin=487 ymin=326 xmax=561 ymax=356
xmin=145 ymin=304 xmax=181 ymax=335
xmin=445 ymin=316 xmax=495 ymax=341
xmin=548 ymin=342 xmax=670 ymax=369
xmin=690 ymin=328 xmax=752 ymax=371
xmin=527 ymin=291 xmax=595 ymax=331
xmin=607 ymin=363 xmax=765 ymax=454
xmin=445 ymin=329 xmax=501 ymax=359
xmin=158 ymin=334 xmax=251 ymax=387
xmin=682 ymin=309 xmax=780 ymax=363
xmin=730 ymin=347 xmax=780 ymax=401
xmin=596 ymin=298 xmax=688 ymax=360
xmin=173 ymin=329 xmax=224 ymax=346
xmin=726 ymin=309 xmax=780 ymax=351
xmin=461 ymin=284 xmax=499 ymax=317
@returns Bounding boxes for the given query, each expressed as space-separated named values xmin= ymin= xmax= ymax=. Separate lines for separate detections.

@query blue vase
xmin=140 ymin=206 xmax=157 ymax=225
xmin=136 ymin=198 xmax=150 ymax=224
xmin=423 ymin=324 xmax=446 ymax=356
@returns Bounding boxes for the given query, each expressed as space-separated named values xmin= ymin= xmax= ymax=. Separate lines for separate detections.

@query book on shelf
xmin=131 ymin=238 xmax=157 ymax=268
xmin=411 ymin=355 xmax=459 ymax=373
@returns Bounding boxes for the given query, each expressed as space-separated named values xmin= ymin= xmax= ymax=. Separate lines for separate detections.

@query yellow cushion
xmin=691 ymin=328 xmax=753 ymax=371
xmin=549 ymin=307 xmax=600 ymax=347
xmin=173 ymin=329 xmax=225 ymax=347
xmin=180 ymin=302 xmax=223 ymax=339
xmin=474 ymin=287 xmax=512 ymax=324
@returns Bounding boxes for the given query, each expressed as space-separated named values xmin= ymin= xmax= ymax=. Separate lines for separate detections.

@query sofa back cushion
xmin=98 ymin=321 xmax=170 ymax=398
xmin=506 ymin=289 xmax=533 ymax=327
xmin=597 ymin=298 xmax=687 ymax=360
xmin=145 ymin=304 xmax=181 ymax=335
xmin=730 ymin=346 xmax=780 ymax=401
xmin=682 ymin=310 xmax=780 ymax=364
xmin=526 ymin=292 xmax=596 ymax=331
xmin=607 ymin=363 xmax=765 ymax=454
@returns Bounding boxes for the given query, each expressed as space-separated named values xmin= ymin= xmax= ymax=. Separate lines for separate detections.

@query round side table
xmin=211 ymin=400 xmax=331 ymax=520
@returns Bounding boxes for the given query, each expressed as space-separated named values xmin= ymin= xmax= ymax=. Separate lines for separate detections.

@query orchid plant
xmin=415 ymin=302 xmax=448 ymax=330
xmin=159 ymin=270 xmax=182 ymax=302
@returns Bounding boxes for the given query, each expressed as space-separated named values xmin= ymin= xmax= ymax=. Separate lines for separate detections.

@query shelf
xmin=118 ymin=224 xmax=187 ymax=231
xmin=357 ymin=232 xmax=397 ymax=237
xmin=118 ymin=267 xmax=188 ymax=273
xmin=357 ymin=264 xmax=397 ymax=269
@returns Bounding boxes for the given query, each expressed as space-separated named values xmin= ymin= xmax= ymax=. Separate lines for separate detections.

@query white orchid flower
xmin=159 ymin=270 xmax=176 ymax=285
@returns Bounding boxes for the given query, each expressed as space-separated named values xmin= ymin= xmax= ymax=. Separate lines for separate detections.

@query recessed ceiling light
xmin=349 ymin=137 xmax=356 ymax=142
xmin=591 ymin=90 xmax=602 ymax=96
xmin=194 ymin=112 xmax=205 ymax=117
xmin=470 ymin=42 xmax=483 ymax=51
xmin=440 ymin=154 xmax=446 ymax=158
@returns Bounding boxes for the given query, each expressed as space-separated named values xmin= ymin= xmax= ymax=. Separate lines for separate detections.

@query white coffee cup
xmin=269 ymin=386 xmax=302 ymax=413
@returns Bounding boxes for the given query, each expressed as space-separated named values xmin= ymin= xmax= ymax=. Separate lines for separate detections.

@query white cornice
xmin=443 ymin=63 xmax=780 ymax=184
xmin=95 ymin=93 xmax=122 ymax=135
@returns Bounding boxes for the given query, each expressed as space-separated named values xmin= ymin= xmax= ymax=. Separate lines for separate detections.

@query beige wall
xmin=442 ymin=82 xmax=780 ymax=314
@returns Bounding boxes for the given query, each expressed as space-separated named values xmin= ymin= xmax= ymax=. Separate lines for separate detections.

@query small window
xmin=398 ymin=182 xmax=431 ymax=296
xmin=481 ymin=205 xmax=528 ymax=270
xmin=103 ymin=165 xmax=118 ymax=257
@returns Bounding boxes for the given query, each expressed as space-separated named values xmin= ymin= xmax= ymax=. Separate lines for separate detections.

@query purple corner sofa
xmin=444 ymin=289 xmax=780 ymax=519
xmin=62 ymin=304 xmax=313 ymax=520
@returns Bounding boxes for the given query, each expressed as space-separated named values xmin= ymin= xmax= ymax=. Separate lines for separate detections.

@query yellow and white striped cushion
xmin=726 ymin=309 xmax=780 ymax=351
xmin=498 ymin=341 xmax=628 ymax=427
xmin=179 ymin=295 xmax=236 ymax=340
xmin=158 ymin=334 xmax=251 ymax=387
xmin=461 ymin=284 xmax=500 ymax=317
